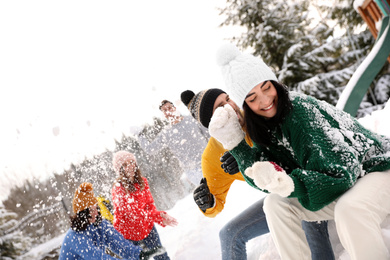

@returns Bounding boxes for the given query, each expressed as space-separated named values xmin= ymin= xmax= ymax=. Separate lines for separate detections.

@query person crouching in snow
xmin=111 ymin=151 xmax=178 ymax=260
xmin=180 ymin=88 xmax=334 ymax=260
xmin=59 ymin=182 xmax=162 ymax=260
xmin=209 ymin=43 xmax=390 ymax=260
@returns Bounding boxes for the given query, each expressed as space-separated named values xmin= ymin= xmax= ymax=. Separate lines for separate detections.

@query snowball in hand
xmin=245 ymin=161 xmax=294 ymax=197
xmin=208 ymin=104 xmax=245 ymax=150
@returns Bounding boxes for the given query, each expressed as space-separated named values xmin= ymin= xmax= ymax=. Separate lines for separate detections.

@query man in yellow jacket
xmin=180 ymin=89 xmax=334 ymax=260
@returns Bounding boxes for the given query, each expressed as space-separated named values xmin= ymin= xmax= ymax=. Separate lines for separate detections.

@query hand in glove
xmin=220 ymin=151 xmax=239 ymax=175
xmin=245 ymin=161 xmax=294 ymax=197
xmin=209 ymin=104 xmax=245 ymax=150
xmin=139 ymin=246 xmax=166 ymax=260
xmin=193 ymin=178 xmax=215 ymax=212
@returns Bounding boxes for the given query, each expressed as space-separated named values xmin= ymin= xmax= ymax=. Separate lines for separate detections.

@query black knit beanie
xmin=181 ymin=88 xmax=225 ymax=128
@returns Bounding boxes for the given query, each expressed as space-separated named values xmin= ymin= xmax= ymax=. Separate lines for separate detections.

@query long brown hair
xmin=115 ymin=165 xmax=145 ymax=193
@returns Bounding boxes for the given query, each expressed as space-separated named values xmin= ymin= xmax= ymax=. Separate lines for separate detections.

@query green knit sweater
xmin=230 ymin=92 xmax=390 ymax=211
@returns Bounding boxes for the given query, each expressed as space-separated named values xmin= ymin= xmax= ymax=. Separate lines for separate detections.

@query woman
xmin=180 ymin=88 xmax=334 ymax=260
xmin=59 ymin=182 xmax=161 ymax=260
xmin=209 ymin=43 xmax=390 ymax=260
xmin=111 ymin=151 xmax=177 ymax=260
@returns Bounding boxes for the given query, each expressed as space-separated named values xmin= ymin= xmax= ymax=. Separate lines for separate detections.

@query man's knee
xmin=219 ymin=222 xmax=232 ymax=241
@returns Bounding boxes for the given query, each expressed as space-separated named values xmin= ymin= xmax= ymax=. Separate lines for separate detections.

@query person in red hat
xmin=111 ymin=151 xmax=177 ymax=260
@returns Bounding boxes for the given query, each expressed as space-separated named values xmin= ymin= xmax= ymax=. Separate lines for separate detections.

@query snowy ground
xmin=21 ymin=101 xmax=390 ymax=260
xmin=156 ymin=181 xmax=278 ymax=260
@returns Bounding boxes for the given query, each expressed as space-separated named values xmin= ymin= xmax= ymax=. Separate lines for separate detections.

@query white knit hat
xmin=216 ymin=43 xmax=278 ymax=108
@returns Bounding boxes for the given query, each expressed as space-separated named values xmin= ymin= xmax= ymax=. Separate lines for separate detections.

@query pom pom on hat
xmin=181 ymin=88 xmax=225 ymax=128
xmin=72 ymin=182 xmax=98 ymax=214
xmin=216 ymin=43 xmax=241 ymax=66
xmin=181 ymin=90 xmax=195 ymax=107
xmin=216 ymin=43 xmax=278 ymax=108
xmin=112 ymin=150 xmax=137 ymax=175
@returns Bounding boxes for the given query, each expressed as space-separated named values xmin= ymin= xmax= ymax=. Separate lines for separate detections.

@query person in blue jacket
xmin=59 ymin=182 xmax=163 ymax=260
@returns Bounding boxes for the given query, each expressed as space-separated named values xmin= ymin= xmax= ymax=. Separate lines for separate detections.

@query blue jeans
xmin=130 ymin=225 xmax=170 ymax=260
xmin=302 ymin=219 xmax=334 ymax=260
xmin=219 ymin=197 xmax=334 ymax=260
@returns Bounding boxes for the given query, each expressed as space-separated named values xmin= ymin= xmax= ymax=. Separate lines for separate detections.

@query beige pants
xmin=263 ymin=170 xmax=390 ymax=260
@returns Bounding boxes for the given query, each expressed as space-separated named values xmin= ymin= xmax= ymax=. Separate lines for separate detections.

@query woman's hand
xmin=220 ymin=151 xmax=239 ymax=175
xmin=161 ymin=212 xmax=178 ymax=227
xmin=245 ymin=161 xmax=294 ymax=197
xmin=209 ymin=104 xmax=245 ymax=150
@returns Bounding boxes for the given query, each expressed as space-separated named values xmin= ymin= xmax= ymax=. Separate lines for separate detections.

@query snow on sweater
xmin=112 ymin=177 xmax=165 ymax=241
xmin=230 ymin=92 xmax=390 ymax=211
xmin=59 ymin=219 xmax=141 ymax=260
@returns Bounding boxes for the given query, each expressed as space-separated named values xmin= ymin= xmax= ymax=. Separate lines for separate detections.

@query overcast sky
xmin=0 ymin=0 xmax=241 ymax=199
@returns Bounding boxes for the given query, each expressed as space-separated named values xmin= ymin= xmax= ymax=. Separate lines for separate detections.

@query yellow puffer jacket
xmin=201 ymin=135 xmax=253 ymax=218
xmin=97 ymin=195 xmax=114 ymax=223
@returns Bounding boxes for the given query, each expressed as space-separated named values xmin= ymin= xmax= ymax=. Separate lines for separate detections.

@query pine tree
xmin=284 ymin=30 xmax=374 ymax=105
xmin=375 ymin=74 xmax=390 ymax=103
xmin=219 ymin=0 xmax=312 ymax=71
xmin=219 ymin=0 xmax=389 ymax=113
xmin=0 ymin=205 xmax=33 ymax=259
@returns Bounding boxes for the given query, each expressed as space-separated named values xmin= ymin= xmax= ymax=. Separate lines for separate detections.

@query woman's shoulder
xmin=112 ymin=182 xmax=125 ymax=194
xmin=63 ymin=227 xmax=77 ymax=238
xmin=112 ymin=182 xmax=122 ymax=189
xmin=68 ymin=225 xmax=92 ymax=237
xmin=289 ymin=91 xmax=335 ymax=117
xmin=284 ymin=92 xmax=329 ymax=128
xmin=287 ymin=91 xmax=311 ymax=115
xmin=289 ymin=91 xmax=317 ymax=106
xmin=290 ymin=91 xmax=338 ymax=109
xmin=141 ymin=177 xmax=150 ymax=188
xmin=290 ymin=91 xmax=351 ymax=119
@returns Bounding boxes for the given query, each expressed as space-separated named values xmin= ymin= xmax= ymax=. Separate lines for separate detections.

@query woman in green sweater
xmin=209 ymin=43 xmax=390 ymax=260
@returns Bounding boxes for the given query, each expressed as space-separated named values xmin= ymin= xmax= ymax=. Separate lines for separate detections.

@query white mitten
xmin=209 ymin=104 xmax=245 ymax=150
xmin=245 ymin=161 xmax=294 ymax=197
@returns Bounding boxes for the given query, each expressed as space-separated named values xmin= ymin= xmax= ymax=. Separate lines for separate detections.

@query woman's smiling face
xmin=244 ymin=81 xmax=278 ymax=119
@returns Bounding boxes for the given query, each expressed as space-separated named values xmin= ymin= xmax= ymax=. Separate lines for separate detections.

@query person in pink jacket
xmin=111 ymin=150 xmax=178 ymax=260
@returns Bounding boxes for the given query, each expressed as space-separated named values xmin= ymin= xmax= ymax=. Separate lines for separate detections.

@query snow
xmin=157 ymin=182 xmax=268 ymax=260
xmin=358 ymin=100 xmax=390 ymax=135
xmin=20 ymin=233 xmax=65 ymax=259
xmin=19 ymin=100 xmax=390 ymax=259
